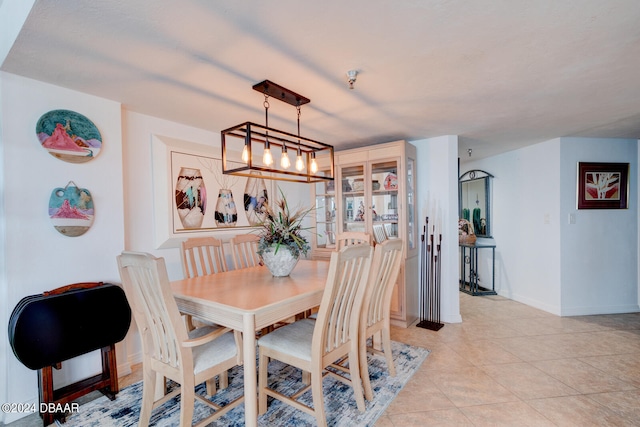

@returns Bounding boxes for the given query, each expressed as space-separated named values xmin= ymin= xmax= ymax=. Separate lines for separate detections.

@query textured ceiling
xmin=2 ymin=0 xmax=640 ymax=161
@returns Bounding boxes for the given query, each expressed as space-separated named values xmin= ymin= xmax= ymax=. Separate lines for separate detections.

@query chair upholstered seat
xmin=189 ymin=328 xmax=238 ymax=375
xmin=256 ymin=318 xmax=315 ymax=361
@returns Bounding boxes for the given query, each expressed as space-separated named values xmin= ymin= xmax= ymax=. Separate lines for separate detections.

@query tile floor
xmin=7 ymin=292 xmax=640 ymax=426
xmin=378 ymin=293 xmax=640 ymax=426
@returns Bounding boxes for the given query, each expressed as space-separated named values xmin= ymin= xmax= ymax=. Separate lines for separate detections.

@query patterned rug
xmin=61 ymin=341 xmax=429 ymax=426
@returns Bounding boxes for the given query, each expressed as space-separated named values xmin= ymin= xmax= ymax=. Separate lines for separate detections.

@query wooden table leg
xmin=243 ymin=314 xmax=258 ymax=427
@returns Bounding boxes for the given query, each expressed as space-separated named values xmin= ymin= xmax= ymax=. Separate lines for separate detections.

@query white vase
xmin=261 ymin=246 xmax=300 ymax=277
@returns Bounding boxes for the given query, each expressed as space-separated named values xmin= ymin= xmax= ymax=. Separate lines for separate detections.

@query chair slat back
xmin=362 ymin=239 xmax=403 ymax=328
xmin=117 ymin=252 xmax=186 ymax=369
xmin=314 ymin=244 xmax=373 ymax=355
xmin=230 ymin=234 xmax=261 ymax=269
xmin=181 ymin=237 xmax=228 ymax=278
xmin=372 ymin=224 xmax=387 ymax=244
xmin=383 ymin=223 xmax=396 ymax=239
xmin=335 ymin=232 xmax=372 ymax=251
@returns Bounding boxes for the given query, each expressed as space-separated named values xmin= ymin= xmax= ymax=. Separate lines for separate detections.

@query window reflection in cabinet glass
xmin=407 ymin=157 xmax=415 ymax=249
xmin=341 ymin=165 xmax=365 ymax=232
xmin=371 ymin=161 xmax=399 ymax=241
xmin=314 ymin=170 xmax=336 ymax=249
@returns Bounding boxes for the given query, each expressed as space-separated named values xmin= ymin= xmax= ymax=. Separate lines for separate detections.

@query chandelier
xmin=221 ymin=80 xmax=335 ymax=183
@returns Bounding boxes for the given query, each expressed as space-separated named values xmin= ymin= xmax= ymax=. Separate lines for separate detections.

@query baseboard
xmin=560 ymin=304 xmax=640 ymax=317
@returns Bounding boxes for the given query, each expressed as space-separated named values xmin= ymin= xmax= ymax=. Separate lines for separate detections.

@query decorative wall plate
xmin=36 ymin=110 xmax=102 ymax=163
xmin=49 ymin=182 xmax=94 ymax=237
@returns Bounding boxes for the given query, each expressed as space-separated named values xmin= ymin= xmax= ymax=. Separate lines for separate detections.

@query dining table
xmin=170 ymin=259 xmax=329 ymax=427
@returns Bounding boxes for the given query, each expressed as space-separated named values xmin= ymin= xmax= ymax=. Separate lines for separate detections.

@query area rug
xmin=61 ymin=341 xmax=429 ymax=426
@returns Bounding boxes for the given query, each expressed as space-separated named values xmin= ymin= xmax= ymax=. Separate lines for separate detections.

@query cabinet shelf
xmin=310 ymin=140 xmax=418 ymax=328
xmin=372 ymin=189 xmax=398 ymax=195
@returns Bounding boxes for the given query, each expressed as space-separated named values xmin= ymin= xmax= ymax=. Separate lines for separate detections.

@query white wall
xmin=411 ymin=136 xmax=462 ymax=324
xmin=559 ymin=137 xmax=638 ymax=315
xmin=1 ymin=72 xmax=124 ymax=423
xmin=461 ymin=136 xmax=638 ymax=316
xmin=462 ymin=139 xmax=562 ymax=313
xmin=0 ymin=66 xmax=7 ymax=424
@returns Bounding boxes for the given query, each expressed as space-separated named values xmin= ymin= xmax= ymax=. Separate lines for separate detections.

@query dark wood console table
xmin=459 ymin=242 xmax=497 ymax=296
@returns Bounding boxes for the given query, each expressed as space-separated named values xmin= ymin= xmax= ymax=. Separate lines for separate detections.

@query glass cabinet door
xmin=314 ymin=170 xmax=336 ymax=249
xmin=406 ymin=157 xmax=415 ymax=250
xmin=340 ymin=164 xmax=366 ymax=233
xmin=370 ymin=160 xmax=399 ymax=241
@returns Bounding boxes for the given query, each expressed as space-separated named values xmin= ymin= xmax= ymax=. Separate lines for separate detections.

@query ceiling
xmin=2 ymin=0 xmax=640 ymax=161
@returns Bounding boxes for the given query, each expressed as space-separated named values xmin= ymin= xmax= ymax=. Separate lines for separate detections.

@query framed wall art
xmin=577 ymin=162 xmax=629 ymax=209
xmin=152 ymin=135 xmax=273 ymax=248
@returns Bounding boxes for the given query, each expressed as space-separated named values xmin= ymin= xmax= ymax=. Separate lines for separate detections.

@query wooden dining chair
xmin=180 ymin=236 xmax=230 ymax=331
xmin=181 ymin=236 xmax=229 ymax=278
xmin=335 ymin=231 xmax=372 ymax=250
xmin=257 ymin=244 xmax=374 ymax=426
xmin=117 ymin=251 xmax=244 ymax=427
xmin=358 ymin=238 xmax=404 ymax=401
xmin=229 ymin=233 xmax=261 ymax=269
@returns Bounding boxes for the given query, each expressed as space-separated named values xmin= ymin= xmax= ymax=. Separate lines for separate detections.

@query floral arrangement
xmin=257 ymin=187 xmax=313 ymax=258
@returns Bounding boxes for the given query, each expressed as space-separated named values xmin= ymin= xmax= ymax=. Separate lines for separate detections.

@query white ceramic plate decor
xmin=36 ymin=109 xmax=102 ymax=163
xmin=49 ymin=183 xmax=95 ymax=237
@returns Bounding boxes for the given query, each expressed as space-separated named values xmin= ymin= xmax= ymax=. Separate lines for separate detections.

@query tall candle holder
xmin=417 ymin=216 xmax=444 ymax=331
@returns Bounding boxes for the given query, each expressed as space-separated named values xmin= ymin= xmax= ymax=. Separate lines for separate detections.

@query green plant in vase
xmin=257 ymin=187 xmax=314 ymax=276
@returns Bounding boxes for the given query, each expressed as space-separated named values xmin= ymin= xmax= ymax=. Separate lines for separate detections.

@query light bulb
xmin=280 ymin=149 xmax=291 ymax=169
xmin=310 ymin=154 xmax=318 ymax=173
xmin=241 ymin=144 xmax=249 ymax=163
xmin=295 ymin=149 xmax=304 ymax=171
xmin=263 ymin=147 xmax=273 ymax=166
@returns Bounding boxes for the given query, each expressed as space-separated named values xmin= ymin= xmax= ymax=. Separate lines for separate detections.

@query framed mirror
xmin=459 ymin=169 xmax=493 ymax=238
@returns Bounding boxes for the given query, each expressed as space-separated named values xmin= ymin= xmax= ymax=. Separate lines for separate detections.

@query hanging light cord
xmin=295 ymin=104 xmax=305 ymax=171
xmin=262 ymin=92 xmax=274 ymax=166
xmin=264 ymin=93 xmax=270 ymax=131
xmin=297 ymin=104 xmax=301 ymax=137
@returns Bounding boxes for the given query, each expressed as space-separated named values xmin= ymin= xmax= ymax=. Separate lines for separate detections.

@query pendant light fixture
xmin=221 ymin=80 xmax=334 ymax=183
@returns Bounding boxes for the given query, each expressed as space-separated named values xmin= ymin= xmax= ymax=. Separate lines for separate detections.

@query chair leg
xmin=180 ymin=376 xmax=195 ymax=427
xmin=310 ymin=368 xmax=327 ymax=427
xmin=140 ymin=366 xmax=157 ymax=427
xmin=258 ymin=350 xmax=269 ymax=415
xmin=359 ymin=335 xmax=374 ymax=401
xmin=205 ymin=378 xmax=217 ymax=396
xmin=382 ymin=325 xmax=396 ymax=377
xmin=154 ymin=373 xmax=167 ymax=400
xmin=219 ymin=370 xmax=229 ymax=389
xmin=348 ymin=348 xmax=366 ymax=412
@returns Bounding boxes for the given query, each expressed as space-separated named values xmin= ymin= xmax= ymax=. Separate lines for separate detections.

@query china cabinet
xmin=311 ymin=140 xmax=418 ymax=327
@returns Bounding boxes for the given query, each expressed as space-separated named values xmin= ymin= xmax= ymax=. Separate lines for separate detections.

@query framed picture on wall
xmin=151 ymin=134 xmax=274 ymax=248
xmin=577 ymin=162 xmax=629 ymax=209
